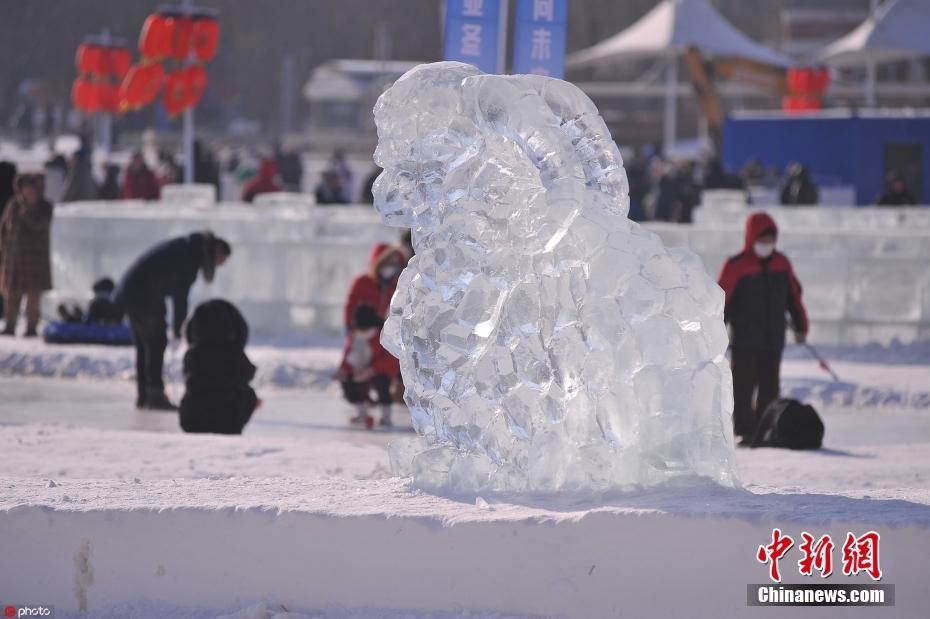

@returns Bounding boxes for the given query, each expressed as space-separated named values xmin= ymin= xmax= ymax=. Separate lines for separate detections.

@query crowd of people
xmin=625 ymin=148 xmax=919 ymax=221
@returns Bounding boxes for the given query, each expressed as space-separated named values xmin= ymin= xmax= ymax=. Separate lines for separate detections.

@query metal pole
xmin=865 ymin=0 xmax=879 ymax=107
xmin=99 ymin=28 xmax=113 ymax=159
xmin=496 ymin=0 xmax=509 ymax=74
xmin=182 ymin=0 xmax=195 ymax=184
xmin=663 ymin=52 xmax=678 ymax=156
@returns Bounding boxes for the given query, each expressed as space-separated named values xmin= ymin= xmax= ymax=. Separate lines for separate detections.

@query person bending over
xmin=114 ymin=231 xmax=231 ymax=410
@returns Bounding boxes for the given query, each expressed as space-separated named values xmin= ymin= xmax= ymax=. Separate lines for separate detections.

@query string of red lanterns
xmin=71 ymin=41 xmax=131 ymax=114
xmin=783 ymin=67 xmax=831 ymax=113
xmin=120 ymin=11 xmax=219 ymax=116
xmin=71 ymin=11 xmax=219 ymax=118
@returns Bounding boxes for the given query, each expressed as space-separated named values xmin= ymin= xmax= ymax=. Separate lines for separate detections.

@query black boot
xmin=142 ymin=391 xmax=178 ymax=412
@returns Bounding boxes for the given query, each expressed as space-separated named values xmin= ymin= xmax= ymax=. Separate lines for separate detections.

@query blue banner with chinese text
xmin=444 ymin=0 xmax=501 ymax=74
xmin=512 ymin=0 xmax=567 ymax=78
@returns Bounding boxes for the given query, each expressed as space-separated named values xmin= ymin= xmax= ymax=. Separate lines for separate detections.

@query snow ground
xmin=1 ymin=338 xmax=929 ymax=618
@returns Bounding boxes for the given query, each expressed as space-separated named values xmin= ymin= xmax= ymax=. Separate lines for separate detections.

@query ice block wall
xmin=49 ymin=201 xmax=396 ymax=338
xmin=48 ymin=200 xmax=930 ymax=344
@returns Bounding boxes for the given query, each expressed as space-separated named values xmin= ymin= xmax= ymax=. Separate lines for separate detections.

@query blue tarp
xmin=723 ymin=113 xmax=930 ymax=205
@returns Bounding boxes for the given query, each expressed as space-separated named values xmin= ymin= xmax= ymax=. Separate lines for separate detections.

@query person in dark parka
xmin=1 ymin=174 xmax=54 ymax=336
xmin=180 ymin=299 xmax=258 ymax=434
xmin=718 ymin=212 xmax=809 ymax=445
xmin=0 ymin=160 xmax=19 ymax=319
xmin=58 ymin=277 xmax=123 ymax=325
xmin=114 ymin=232 xmax=231 ymax=410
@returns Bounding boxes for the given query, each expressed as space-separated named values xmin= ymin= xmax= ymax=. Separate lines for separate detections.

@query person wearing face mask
xmin=718 ymin=212 xmax=809 ymax=446
xmin=336 ymin=304 xmax=399 ymax=427
xmin=344 ymin=242 xmax=404 ymax=331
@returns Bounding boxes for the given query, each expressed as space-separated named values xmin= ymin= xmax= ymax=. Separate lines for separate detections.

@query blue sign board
xmin=512 ymin=0 xmax=567 ymax=78
xmin=444 ymin=0 xmax=502 ymax=74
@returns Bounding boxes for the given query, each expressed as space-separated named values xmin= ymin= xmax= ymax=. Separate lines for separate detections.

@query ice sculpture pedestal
xmin=3 ymin=477 xmax=928 ymax=617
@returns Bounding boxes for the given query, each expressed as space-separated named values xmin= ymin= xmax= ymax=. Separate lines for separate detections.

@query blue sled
xmin=42 ymin=321 xmax=134 ymax=346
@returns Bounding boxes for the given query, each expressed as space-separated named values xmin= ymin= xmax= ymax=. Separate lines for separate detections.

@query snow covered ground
xmin=1 ymin=338 xmax=929 ymax=617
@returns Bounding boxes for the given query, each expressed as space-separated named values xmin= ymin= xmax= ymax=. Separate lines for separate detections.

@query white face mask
xmin=754 ymin=241 xmax=775 ymax=259
xmin=378 ymin=266 xmax=399 ymax=280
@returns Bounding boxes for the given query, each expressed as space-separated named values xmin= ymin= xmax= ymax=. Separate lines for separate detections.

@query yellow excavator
xmin=683 ymin=46 xmax=789 ymax=149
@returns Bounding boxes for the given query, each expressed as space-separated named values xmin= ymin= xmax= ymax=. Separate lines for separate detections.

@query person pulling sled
xmin=718 ymin=212 xmax=809 ymax=446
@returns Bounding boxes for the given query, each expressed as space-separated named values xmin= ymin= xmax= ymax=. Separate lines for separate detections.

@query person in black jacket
xmin=114 ymin=232 xmax=231 ymax=410
xmin=779 ymin=164 xmax=819 ymax=206
xmin=179 ymin=299 xmax=258 ymax=434
xmin=58 ymin=277 xmax=122 ymax=325
xmin=717 ymin=212 xmax=809 ymax=445
xmin=875 ymin=171 xmax=917 ymax=206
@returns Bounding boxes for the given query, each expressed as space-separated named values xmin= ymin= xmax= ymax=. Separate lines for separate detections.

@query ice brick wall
xmin=49 ymin=200 xmax=396 ymax=338
xmin=652 ymin=204 xmax=930 ymax=345
xmin=48 ymin=200 xmax=930 ymax=344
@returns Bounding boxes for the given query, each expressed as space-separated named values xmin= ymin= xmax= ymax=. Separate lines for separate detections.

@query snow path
xmin=3 ymin=338 xmax=929 ymax=409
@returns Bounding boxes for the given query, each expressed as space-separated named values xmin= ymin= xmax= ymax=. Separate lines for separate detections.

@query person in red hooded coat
xmin=241 ymin=158 xmax=281 ymax=203
xmin=338 ymin=243 xmax=404 ymax=425
xmin=121 ymin=152 xmax=161 ymax=201
xmin=344 ymin=242 xmax=403 ymax=329
xmin=718 ymin=212 xmax=809 ymax=445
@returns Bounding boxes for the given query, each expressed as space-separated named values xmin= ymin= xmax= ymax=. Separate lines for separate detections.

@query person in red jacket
xmin=241 ymin=158 xmax=281 ymax=203
xmin=718 ymin=211 xmax=809 ymax=445
xmin=344 ymin=242 xmax=404 ymax=329
xmin=337 ymin=304 xmax=400 ymax=426
xmin=120 ymin=152 xmax=161 ymax=201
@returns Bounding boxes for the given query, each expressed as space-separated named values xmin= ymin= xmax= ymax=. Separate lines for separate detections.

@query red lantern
xmin=76 ymin=43 xmax=105 ymax=75
xmin=162 ymin=70 xmax=188 ymax=116
xmin=166 ymin=16 xmax=193 ymax=60
xmin=139 ymin=13 xmax=172 ymax=59
xmin=184 ymin=64 xmax=208 ymax=107
xmin=119 ymin=62 xmax=165 ymax=111
xmin=97 ymin=83 xmax=120 ymax=113
xmin=71 ymin=77 xmax=98 ymax=113
xmin=191 ymin=17 xmax=220 ymax=62
xmin=106 ymin=47 xmax=133 ymax=78
xmin=813 ymin=68 xmax=830 ymax=94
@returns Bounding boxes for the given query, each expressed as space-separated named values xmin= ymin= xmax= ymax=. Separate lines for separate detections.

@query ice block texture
xmin=373 ymin=62 xmax=736 ymax=492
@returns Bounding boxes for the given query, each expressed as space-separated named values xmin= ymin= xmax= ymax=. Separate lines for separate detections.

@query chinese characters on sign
xmin=757 ymin=529 xmax=883 ymax=582
xmin=444 ymin=0 xmax=502 ymax=74
xmin=512 ymin=0 xmax=567 ymax=78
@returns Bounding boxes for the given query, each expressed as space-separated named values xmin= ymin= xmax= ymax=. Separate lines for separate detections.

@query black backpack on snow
xmin=751 ymin=398 xmax=824 ymax=450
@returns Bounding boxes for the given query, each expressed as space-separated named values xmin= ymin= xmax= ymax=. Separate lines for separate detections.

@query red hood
xmin=257 ymin=159 xmax=278 ymax=180
xmin=368 ymin=243 xmax=391 ymax=269
xmin=744 ymin=212 xmax=778 ymax=252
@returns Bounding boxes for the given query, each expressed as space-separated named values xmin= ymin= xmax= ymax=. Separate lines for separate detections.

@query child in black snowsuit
xmin=58 ymin=277 xmax=123 ymax=325
xmin=179 ymin=299 xmax=258 ymax=435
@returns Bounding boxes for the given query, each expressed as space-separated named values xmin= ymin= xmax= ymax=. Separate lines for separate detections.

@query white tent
xmin=567 ymin=0 xmax=791 ymax=68
xmin=817 ymin=0 xmax=930 ymax=66
xmin=566 ymin=0 xmax=790 ymax=152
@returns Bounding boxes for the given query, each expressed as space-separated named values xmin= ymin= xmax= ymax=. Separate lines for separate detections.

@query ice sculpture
xmin=373 ymin=62 xmax=736 ymax=493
